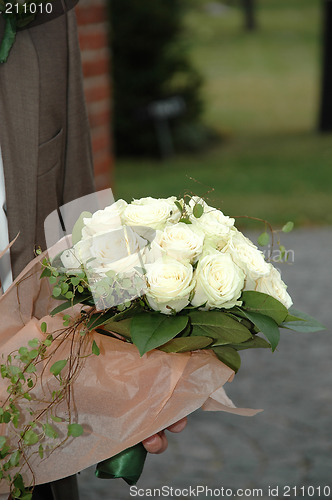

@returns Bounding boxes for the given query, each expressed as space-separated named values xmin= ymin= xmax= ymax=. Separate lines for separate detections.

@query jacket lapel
xmin=0 ymin=20 xmax=39 ymax=278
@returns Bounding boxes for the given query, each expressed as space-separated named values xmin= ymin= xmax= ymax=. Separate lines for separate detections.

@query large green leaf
xmin=282 ymin=307 xmax=325 ymax=333
xmin=212 ymin=346 xmax=241 ymax=373
xmin=71 ymin=211 xmax=92 ymax=245
xmin=189 ymin=310 xmax=252 ymax=345
xmin=131 ymin=313 xmax=189 ymax=356
xmin=228 ymin=335 xmax=271 ymax=351
xmin=103 ymin=318 xmax=132 ymax=338
xmin=242 ymin=310 xmax=280 ymax=351
xmin=241 ymin=291 xmax=288 ymax=325
xmin=158 ymin=335 xmax=213 ymax=353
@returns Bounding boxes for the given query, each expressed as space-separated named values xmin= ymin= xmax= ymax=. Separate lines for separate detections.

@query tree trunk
xmin=319 ymin=0 xmax=332 ymax=131
xmin=242 ymin=0 xmax=256 ymax=31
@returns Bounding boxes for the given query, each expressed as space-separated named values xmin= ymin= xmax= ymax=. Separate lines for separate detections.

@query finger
xmin=166 ymin=417 xmax=188 ymax=433
xmin=142 ymin=431 xmax=168 ymax=454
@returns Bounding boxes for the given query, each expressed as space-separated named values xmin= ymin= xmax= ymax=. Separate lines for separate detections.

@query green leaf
xmin=0 ymin=436 xmax=6 ymax=449
xmin=158 ymin=335 xmax=213 ymax=353
xmin=71 ymin=276 xmax=81 ymax=287
xmin=282 ymin=307 xmax=325 ymax=333
xmin=87 ymin=303 xmax=142 ymax=331
xmin=282 ymin=221 xmax=294 ymax=233
xmin=38 ymin=444 xmax=44 ymax=459
xmin=3 ymin=412 xmax=11 ymax=423
xmin=242 ymin=310 xmax=280 ymax=352
xmin=67 ymin=423 xmax=84 ymax=437
xmin=23 ymin=430 xmax=39 ymax=446
xmin=28 ymin=338 xmax=39 ymax=349
xmin=193 ymin=203 xmax=204 ymax=218
xmin=53 ymin=286 xmax=62 ymax=298
xmin=240 ymin=291 xmax=288 ymax=325
xmin=174 ymin=200 xmax=183 ymax=212
xmin=257 ymin=231 xmax=270 ymax=246
xmin=72 ymin=211 xmax=92 ymax=245
xmin=92 ymin=340 xmax=100 ymax=356
xmin=179 ymin=217 xmax=191 ymax=224
xmin=41 ymin=267 xmax=52 ymax=278
xmin=50 ymin=293 xmax=93 ymax=316
xmin=50 ymin=359 xmax=67 ymax=377
xmin=228 ymin=335 xmax=271 ymax=351
xmin=189 ymin=310 xmax=252 ymax=345
xmin=103 ymin=318 xmax=132 ymax=338
xmin=51 ymin=416 xmax=63 ymax=423
xmin=44 ymin=423 xmax=58 ymax=439
xmin=9 ymin=450 xmax=21 ymax=467
xmin=41 ymin=322 xmax=47 ymax=333
xmin=130 ymin=313 xmax=189 ymax=356
xmin=212 ymin=346 xmax=241 ymax=373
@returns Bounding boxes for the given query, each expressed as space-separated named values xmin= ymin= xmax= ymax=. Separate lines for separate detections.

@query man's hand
xmin=142 ymin=417 xmax=187 ymax=454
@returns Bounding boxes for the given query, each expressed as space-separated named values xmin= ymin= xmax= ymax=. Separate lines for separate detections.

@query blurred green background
xmin=112 ymin=0 xmax=332 ymax=228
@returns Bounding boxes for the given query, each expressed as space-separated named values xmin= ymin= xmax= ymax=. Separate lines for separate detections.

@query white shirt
xmin=0 ymin=146 xmax=13 ymax=292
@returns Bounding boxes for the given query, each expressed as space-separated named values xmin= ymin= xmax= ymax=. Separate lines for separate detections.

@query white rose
xmin=123 ymin=196 xmax=181 ymax=230
xmin=255 ymin=265 xmax=293 ymax=309
xmin=223 ymin=230 xmax=270 ymax=285
xmin=82 ymin=199 xmax=127 ymax=239
xmin=191 ymin=252 xmax=245 ymax=310
xmin=145 ymin=257 xmax=195 ymax=314
xmin=151 ymin=222 xmax=205 ymax=264
xmin=86 ymin=226 xmax=147 ymax=273
xmin=191 ymin=208 xmax=234 ymax=248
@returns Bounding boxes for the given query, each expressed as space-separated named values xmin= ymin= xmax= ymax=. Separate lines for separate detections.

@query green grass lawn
xmin=114 ymin=0 xmax=332 ymax=229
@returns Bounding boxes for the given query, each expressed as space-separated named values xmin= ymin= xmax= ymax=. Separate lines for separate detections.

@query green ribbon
xmin=0 ymin=15 xmax=17 ymax=64
xmin=95 ymin=443 xmax=147 ymax=486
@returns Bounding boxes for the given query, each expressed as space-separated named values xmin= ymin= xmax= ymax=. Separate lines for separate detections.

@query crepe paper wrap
xmin=0 ymin=250 xmax=260 ymax=495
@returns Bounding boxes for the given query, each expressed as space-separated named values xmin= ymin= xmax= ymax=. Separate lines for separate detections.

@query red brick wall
xmin=75 ymin=0 xmax=113 ymax=191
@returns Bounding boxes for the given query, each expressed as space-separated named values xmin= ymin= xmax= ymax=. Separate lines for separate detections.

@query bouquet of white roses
xmin=50 ymin=195 xmax=317 ymax=373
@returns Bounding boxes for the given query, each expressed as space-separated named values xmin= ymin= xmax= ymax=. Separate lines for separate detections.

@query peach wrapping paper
xmin=0 ymin=252 xmax=260 ymax=493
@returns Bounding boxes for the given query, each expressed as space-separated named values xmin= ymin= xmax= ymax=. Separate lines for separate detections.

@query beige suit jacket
xmin=0 ymin=10 xmax=95 ymax=279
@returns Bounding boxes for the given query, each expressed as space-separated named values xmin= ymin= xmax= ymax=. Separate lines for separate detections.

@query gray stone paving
xmin=78 ymin=228 xmax=332 ymax=500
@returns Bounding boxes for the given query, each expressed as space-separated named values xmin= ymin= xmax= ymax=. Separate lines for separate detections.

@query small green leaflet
xmin=131 ymin=313 xmax=188 ymax=356
xmin=50 ymin=359 xmax=67 ymax=377
xmin=212 ymin=346 xmax=241 ymax=373
xmin=257 ymin=231 xmax=269 ymax=246
xmin=67 ymin=423 xmax=84 ymax=437
xmin=0 ymin=436 xmax=6 ymax=449
xmin=282 ymin=221 xmax=294 ymax=233
xmin=92 ymin=340 xmax=100 ymax=356
xmin=23 ymin=430 xmax=39 ymax=446
xmin=44 ymin=423 xmax=58 ymax=439
xmin=158 ymin=335 xmax=213 ymax=353
xmin=242 ymin=310 xmax=280 ymax=352
xmin=193 ymin=203 xmax=204 ymax=218
xmin=241 ymin=291 xmax=288 ymax=325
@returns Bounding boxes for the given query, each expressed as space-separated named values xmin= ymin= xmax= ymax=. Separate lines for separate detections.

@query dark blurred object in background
xmin=319 ymin=0 xmax=332 ymax=132
xmin=109 ymin=0 xmax=216 ymax=158
xmin=242 ymin=0 xmax=257 ymax=31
